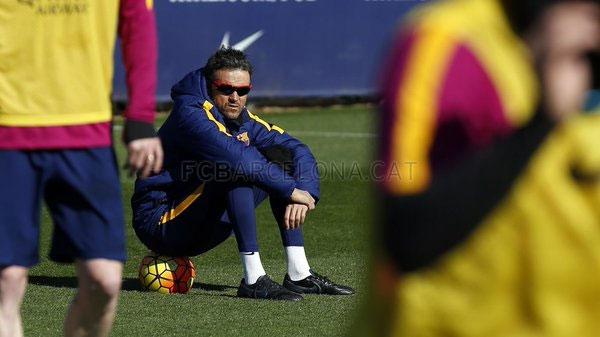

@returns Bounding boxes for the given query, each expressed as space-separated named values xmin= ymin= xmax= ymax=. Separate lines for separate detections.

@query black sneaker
xmin=283 ymin=270 xmax=355 ymax=295
xmin=237 ymin=275 xmax=303 ymax=301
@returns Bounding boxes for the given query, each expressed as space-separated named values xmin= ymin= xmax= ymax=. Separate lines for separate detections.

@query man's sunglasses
xmin=213 ymin=81 xmax=252 ymax=96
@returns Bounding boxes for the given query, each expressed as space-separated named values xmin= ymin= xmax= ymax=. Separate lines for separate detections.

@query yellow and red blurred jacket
xmin=370 ymin=0 xmax=600 ymax=336
xmin=380 ymin=0 xmax=538 ymax=195
xmin=0 ymin=0 xmax=157 ymax=149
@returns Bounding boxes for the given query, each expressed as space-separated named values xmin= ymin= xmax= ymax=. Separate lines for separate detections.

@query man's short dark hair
xmin=502 ymin=0 xmax=600 ymax=34
xmin=202 ymin=47 xmax=254 ymax=83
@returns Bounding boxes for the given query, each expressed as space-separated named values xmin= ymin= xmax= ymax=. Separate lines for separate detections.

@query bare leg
xmin=64 ymin=259 xmax=122 ymax=337
xmin=0 ymin=266 xmax=28 ymax=337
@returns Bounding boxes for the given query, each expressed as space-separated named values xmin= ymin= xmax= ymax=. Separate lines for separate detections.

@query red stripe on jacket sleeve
xmin=118 ymin=0 xmax=158 ymax=124
xmin=430 ymin=44 xmax=514 ymax=170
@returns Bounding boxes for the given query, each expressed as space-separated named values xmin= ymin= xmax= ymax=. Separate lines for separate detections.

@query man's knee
xmin=0 ymin=266 xmax=28 ymax=298
xmin=87 ymin=274 xmax=121 ymax=300
xmin=78 ymin=260 xmax=122 ymax=301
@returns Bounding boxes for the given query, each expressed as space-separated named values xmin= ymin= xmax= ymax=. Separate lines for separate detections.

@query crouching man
xmin=131 ymin=48 xmax=354 ymax=301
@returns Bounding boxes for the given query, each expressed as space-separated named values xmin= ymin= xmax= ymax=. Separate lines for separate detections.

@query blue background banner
xmin=113 ymin=0 xmax=426 ymax=102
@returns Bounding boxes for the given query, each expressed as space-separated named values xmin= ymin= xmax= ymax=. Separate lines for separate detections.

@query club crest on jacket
xmin=236 ymin=132 xmax=250 ymax=146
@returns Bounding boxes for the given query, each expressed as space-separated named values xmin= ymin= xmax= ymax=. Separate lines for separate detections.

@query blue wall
xmin=113 ymin=0 xmax=426 ymax=102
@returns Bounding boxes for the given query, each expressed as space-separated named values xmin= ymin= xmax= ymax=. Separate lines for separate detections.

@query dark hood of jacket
xmin=170 ymin=68 xmax=212 ymax=102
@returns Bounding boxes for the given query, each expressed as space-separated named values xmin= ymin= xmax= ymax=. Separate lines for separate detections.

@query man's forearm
xmin=118 ymin=0 xmax=158 ymax=132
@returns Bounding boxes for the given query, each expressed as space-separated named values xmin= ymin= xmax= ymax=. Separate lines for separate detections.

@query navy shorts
xmin=0 ymin=148 xmax=126 ymax=267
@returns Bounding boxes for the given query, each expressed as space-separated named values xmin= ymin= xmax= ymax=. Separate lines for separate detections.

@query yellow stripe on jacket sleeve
xmin=455 ymin=0 xmax=539 ymax=128
xmin=271 ymin=125 xmax=285 ymax=134
xmin=203 ymin=101 xmax=232 ymax=136
xmin=146 ymin=0 xmax=153 ymax=10
xmin=386 ymin=27 xmax=457 ymax=195
xmin=160 ymin=182 xmax=206 ymax=224
xmin=248 ymin=111 xmax=285 ymax=134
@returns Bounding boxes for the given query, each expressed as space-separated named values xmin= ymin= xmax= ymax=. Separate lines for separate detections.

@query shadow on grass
xmin=28 ymin=276 xmax=236 ymax=293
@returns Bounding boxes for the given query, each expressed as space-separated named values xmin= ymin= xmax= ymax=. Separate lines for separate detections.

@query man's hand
xmin=283 ymin=203 xmax=310 ymax=230
xmin=528 ymin=2 xmax=600 ymax=120
xmin=290 ymin=188 xmax=316 ymax=210
xmin=127 ymin=137 xmax=164 ymax=178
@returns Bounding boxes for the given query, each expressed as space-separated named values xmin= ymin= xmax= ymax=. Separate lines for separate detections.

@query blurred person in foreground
xmin=358 ymin=0 xmax=600 ymax=336
xmin=131 ymin=48 xmax=354 ymax=301
xmin=0 ymin=1 xmax=161 ymax=336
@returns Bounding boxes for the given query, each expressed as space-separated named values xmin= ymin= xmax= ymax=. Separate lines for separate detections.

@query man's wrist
xmin=296 ymin=184 xmax=319 ymax=204
xmin=285 ymin=184 xmax=297 ymax=200
xmin=124 ymin=120 xmax=157 ymax=143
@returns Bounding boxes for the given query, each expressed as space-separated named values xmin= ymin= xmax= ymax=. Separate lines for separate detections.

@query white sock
xmin=285 ymin=246 xmax=311 ymax=281
xmin=240 ymin=252 xmax=266 ymax=285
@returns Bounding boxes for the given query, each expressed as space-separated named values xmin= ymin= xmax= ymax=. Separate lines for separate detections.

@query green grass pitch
xmin=22 ymin=106 xmax=374 ymax=337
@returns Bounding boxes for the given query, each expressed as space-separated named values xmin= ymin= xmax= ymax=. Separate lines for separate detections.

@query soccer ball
xmin=138 ymin=254 xmax=196 ymax=294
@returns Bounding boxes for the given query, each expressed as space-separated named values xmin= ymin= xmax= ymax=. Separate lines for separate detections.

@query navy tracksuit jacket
xmin=131 ymin=69 xmax=320 ymax=255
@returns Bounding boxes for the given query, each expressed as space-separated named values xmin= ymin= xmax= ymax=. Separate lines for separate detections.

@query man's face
xmin=210 ymin=69 xmax=251 ymax=120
